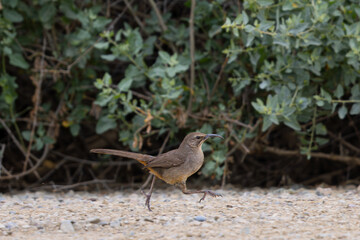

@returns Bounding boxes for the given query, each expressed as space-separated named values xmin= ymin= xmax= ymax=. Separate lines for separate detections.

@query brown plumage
xmin=90 ymin=132 xmax=223 ymax=211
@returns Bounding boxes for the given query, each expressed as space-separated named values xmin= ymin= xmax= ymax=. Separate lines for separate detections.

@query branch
xmin=53 ymin=179 xmax=115 ymax=191
xmin=186 ymin=0 xmax=196 ymax=117
xmin=327 ymin=131 xmax=360 ymax=154
xmin=124 ymin=0 xmax=145 ymax=32
xmin=264 ymin=146 xmax=360 ymax=165
xmin=148 ymin=0 xmax=167 ymax=32
xmin=0 ymin=144 xmax=5 ymax=176
xmin=210 ymin=57 xmax=228 ymax=98
xmin=24 ymin=37 xmax=47 ymax=172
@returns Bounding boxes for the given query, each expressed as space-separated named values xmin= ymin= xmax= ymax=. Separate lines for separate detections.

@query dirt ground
xmin=1 ymin=186 xmax=360 ymax=239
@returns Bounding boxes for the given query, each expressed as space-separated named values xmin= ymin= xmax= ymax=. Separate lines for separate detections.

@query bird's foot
xmin=199 ymin=190 xmax=222 ymax=203
xmin=145 ymin=194 xmax=152 ymax=211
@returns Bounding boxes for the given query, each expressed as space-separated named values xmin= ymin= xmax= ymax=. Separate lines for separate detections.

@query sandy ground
xmin=0 ymin=186 xmax=360 ymax=239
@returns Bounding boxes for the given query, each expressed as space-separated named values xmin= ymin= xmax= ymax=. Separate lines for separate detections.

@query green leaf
xmin=43 ymin=136 xmax=56 ymax=144
xmin=350 ymin=103 xmax=360 ymax=115
xmin=3 ymin=0 xmax=19 ymax=8
xmin=148 ymin=67 xmax=166 ymax=78
xmin=3 ymin=9 xmax=23 ymax=23
xmin=159 ymin=51 xmax=171 ymax=64
xmin=315 ymin=137 xmax=329 ymax=146
xmin=262 ymin=115 xmax=272 ymax=132
xmin=9 ymin=53 xmax=29 ymax=69
xmin=202 ymin=161 xmax=216 ymax=176
xmin=289 ymin=23 xmax=309 ymax=35
xmin=70 ymin=124 xmax=80 ymax=136
xmin=320 ymin=88 xmax=332 ymax=102
xmin=117 ymin=77 xmax=133 ymax=92
xmin=22 ymin=130 xmax=32 ymax=141
xmin=257 ymin=0 xmax=273 ymax=7
xmin=96 ymin=116 xmax=117 ymax=134
xmin=212 ymin=150 xmax=226 ymax=164
xmin=334 ymin=85 xmax=344 ymax=99
xmin=94 ymin=78 xmax=103 ymax=89
xmin=101 ymin=54 xmax=116 ymax=61
xmin=352 ymin=85 xmax=360 ymax=97
xmin=166 ymin=64 xmax=188 ymax=78
xmin=259 ymin=21 xmax=274 ymax=31
xmin=94 ymin=94 xmax=113 ymax=107
xmin=242 ymin=10 xmax=249 ymax=25
xmin=39 ymin=3 xmax=56 ymax=23
xmin=269 ymin=114 xmax=279 ymax=124
xmin=315 ymin=123 xmax=327 ymax=135
xmin=103 ymin=73 xmax=112 ymax=86
xmin=199 ymin=123 xmax=213 ymax=134
xmin=94 ymin=42 xmax=109 ymax=49
xmin=252 ymin=99 xmax=265 ymax=113
xmin=283 ymin=118 xmax=301 ymax=131
xmin=338 ymin=105 xmax=347 ymax=119
xmin=59 ymin=2 xmax=78 ymax=20
xmin=273 ymin=35 xmax=289 ymax=48
xmin=34 ymin=139 xmax=44 ymax=151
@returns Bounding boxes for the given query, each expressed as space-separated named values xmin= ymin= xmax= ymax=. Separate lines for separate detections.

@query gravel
xmin=60 ymin=220 xmax=75 ymax=233
xmin=1 ymin=186 xmax=360 ymax=239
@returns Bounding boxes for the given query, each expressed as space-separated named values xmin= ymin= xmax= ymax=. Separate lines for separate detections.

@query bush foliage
xmin=0 ymin=0 xmax=359 ymax=189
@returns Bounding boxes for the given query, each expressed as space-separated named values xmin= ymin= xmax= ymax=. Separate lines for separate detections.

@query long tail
xmin=90 ymin=149 xmax=155 ymax=165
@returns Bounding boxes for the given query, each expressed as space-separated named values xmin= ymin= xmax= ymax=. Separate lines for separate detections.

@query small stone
xmin=144 ymin=218 xmax=154 ymax=223
xmin=110 ymin=220 xmax=121 ymax=228
xmin=5 ymin=222 xmax=17 ymax=230
xmin=88 ymin=217 xmax=101 ymax=224
xmin=316 ymin=187 xmax=332 ymax=196
xmin=242 ymin=227 xmax=250 ymax=234
xmin=60 ymin=220 xmax=75 ymax=233
xmin=99 ymin=221 xmax=109 ymax=226
xmin=194 ymin=216 xmax=206 ymax=222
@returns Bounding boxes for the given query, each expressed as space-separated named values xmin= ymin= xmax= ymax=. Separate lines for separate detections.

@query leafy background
xmin=0 ymin=0 xmax=360 ymax=191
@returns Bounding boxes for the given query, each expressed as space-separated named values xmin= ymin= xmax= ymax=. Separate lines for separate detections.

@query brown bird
xmin=90 ymin=132 xmax=223 ymax=211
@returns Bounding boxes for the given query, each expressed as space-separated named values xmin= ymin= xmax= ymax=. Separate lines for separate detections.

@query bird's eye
xmin=196 ymin=136 xmax=201 ymax=139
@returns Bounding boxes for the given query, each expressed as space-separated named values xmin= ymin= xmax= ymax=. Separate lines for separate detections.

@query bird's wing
xmin=145 ymin=150 xmax=185 ymax=169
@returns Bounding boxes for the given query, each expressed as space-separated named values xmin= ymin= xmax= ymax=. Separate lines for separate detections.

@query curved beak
xmin=204 ymin=134 xmax=223 ymax=140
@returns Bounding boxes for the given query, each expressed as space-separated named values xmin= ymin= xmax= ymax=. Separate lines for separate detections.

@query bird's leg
xmin=177 ymin=182 xmax=222 ymax=203
xmin=140 ymin=174 xmax=153 ymax=194
xmin=140 ymin=174 xmax=156 ymax=211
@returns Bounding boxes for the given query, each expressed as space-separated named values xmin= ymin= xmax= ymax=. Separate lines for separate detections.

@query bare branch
xmin=264 ymin=146 xmax=360 ymax=165
xmin=186 ymin=0 xmax=196 ymax=118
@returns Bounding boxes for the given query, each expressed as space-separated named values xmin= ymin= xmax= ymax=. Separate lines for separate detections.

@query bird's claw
xmin=199 ymin=190 xmax=222 ymax=203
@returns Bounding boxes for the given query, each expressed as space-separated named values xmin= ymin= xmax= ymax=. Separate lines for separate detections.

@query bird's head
xmin=181 ymin=132 xmax=223 ymax=149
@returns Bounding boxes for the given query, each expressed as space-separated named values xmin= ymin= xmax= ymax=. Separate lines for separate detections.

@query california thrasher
xmin=90 ymin=132 xmax=223 ymax=211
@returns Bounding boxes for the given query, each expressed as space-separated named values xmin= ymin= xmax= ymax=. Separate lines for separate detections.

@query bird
xmin=90 ymin=132 xmax=223 ymax=211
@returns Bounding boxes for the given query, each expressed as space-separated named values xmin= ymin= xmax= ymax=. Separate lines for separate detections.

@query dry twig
xmin=186 ymin=0 xmax=196 ymax=118
xmin=264 ymin=146 xmax=360 ymax=165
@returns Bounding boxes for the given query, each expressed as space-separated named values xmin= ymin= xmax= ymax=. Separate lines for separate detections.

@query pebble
xmin=88 ymin=217 xmax=101 ymax=224
xmin=316 ymin=187 xmax=333 ymax=196
xmin=60 ymin=220 xmax=75 ymax=233
xmin=110 ymin=219 xmax=121 ymax=228
xmin=194 ymin=216 xmax=206 ymax=222
xmin=5 ymin=222 xmax=17 ymax=230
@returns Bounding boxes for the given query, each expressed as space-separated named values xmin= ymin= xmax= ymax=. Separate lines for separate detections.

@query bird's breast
xmin=185 ymin=149 xmax=204 ymax=176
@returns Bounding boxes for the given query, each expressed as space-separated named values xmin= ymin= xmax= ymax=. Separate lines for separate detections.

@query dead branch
xmin=210 ymin=57 xmax=229 ymax=98
xmin=24 ymin=37 xmax=47 ymax=172
xmin=186 ymin=0 xmax=196 ymax=117
xmin=52 ymin=179 xmax=115 ymax=191
xmin=264 ymin=145 xmax=360 ymax=165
